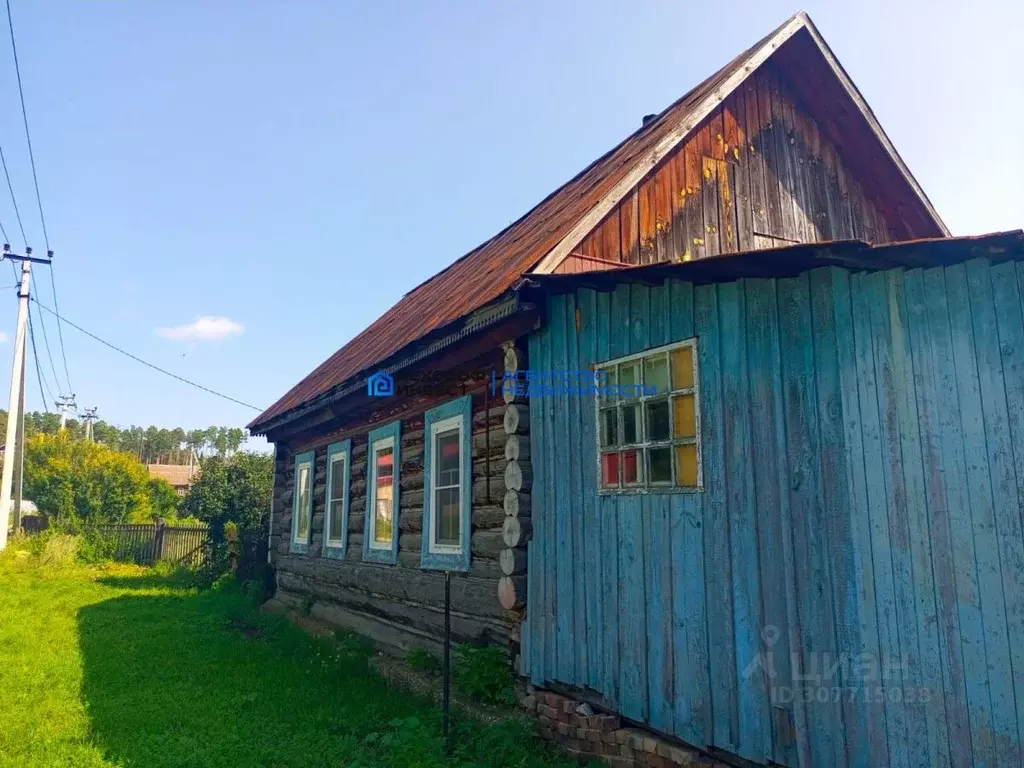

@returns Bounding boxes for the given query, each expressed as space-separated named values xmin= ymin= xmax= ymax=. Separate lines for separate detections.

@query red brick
xmin=602 ymin=730 xmax=617 ymax=744
xmin=646 ymin=756 xmax=669 ymax=768
xmin=568 ymin=714 xmax=579 ymax=728
xmin=561 ymin=699 xmax=577 ymax=715
xmin=555 ymin=722 xmax=570 ymax=736
xmin=621 ymin=745 xmax=636 ymax=759
xmin=597 ymin=714 xmax=622 ymax=731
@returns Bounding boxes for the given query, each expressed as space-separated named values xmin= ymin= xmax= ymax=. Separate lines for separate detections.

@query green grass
xmin=0 ymin=551 xmax=576 ymax=768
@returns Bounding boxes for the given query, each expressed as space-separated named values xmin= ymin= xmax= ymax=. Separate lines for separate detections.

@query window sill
xmin=597 ymin=486 xmax=704 ymax=495
xmin=322 ymin=543 xmax=346 ymax=560
xmin=290 ymin=541 xmax=311 ymax=555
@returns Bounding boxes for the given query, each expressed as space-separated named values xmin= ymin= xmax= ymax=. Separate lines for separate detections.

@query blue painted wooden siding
xmin=524 ymin=259 xmax=1024 ymax=768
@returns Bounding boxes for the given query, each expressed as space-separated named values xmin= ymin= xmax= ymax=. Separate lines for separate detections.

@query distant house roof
xmin=147 ymin=464 xmax=197 ymax=488
xmin=249 ymin=12 xmax=947 ymax=435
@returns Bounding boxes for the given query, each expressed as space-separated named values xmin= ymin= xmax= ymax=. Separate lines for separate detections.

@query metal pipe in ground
xmin=443 ymin=570 xmax=452 ymax=757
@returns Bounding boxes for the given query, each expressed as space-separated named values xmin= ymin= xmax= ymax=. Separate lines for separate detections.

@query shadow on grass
xmin=77 ymin=576 xmax=573 ymax=768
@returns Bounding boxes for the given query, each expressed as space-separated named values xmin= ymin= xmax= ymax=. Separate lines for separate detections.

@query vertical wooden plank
xmin=695 ymin=282 xmax=736 ymax=752
xmin=718 ymin=279 xmax=769 ymax=763
xmin=808 ymin=268 xmax=855 ymax=767
xmin=743 ymin=77 xmax=769 ymax=239
xmin=645 ymin=282 xmax=673 ymax=732
xmin=579 ymin=288 xmax=603 ymax=692
xmin=965 ymin=260 xmax=1024 ymax=764
xmin=911 ymin=267 xmax=991 ymax=768
xmin=550 ymin=294 xmax=575 ymax=684
xmin=805 ymin=118 xmax=833 ymax=242
xmin=727 ymin=92 xmax=754 ymax=252
xmin=947 ymin=262 xmax=1015 ymax=766
xmin=868 ymin=268 xmax=933 ymax=765
xmin=542 ymin=299 xmax=560 ymax=684
xmin=527 ymin=327 xmax=549 ymax=684
xmin=755 ymin=70 xmax=784 ymax=238
xmin=744 ymin=277 xmax=792 ymax=765
xmin=667 ymin=280 xmax=710 ymax=745
xmin=767 ymin=73 xmax=798 ymax=242
xmin=645 ymin=492 xmax=674 ymax=733
xmin=669 ymin=150 xmax=693 ymax=262
xmin=851 ymin=273 xmax=908 ymax=768
xmin=833 ymin=270 xmax=890 ymax=768
xmin=619 ymin=491 xmax=648 ymax=722
xmin=776 ymin=272 xmax=839 ymax=766
xmin=683 ymin=134 xmax=706 ymax=261
xmin=777 ymin=80 xmax=811 ymax=242
xmin=639 ymin=177 xmax=657 ymax=265
xmin=909 ymin=266 xmax=978 ymax=768
xmin=702 ymin=156 xmax=722 ymax=259
xmin=598 ymin=289 xmax=620 ymax=703
xmin=564 ymin=291 xmax=587 ymax=687
xmin=874 ymin=266 xmax=948 ymax=766
xmin=991 ymin=261 xmax=1024 ymax=761
xmin=603 ymin=208 xmax=622 ymax=265
xmin=709 ymin=109 xmax=736 ymax=254
xmin=654 ymin=160 xmax=674 ymax=264
xmin=621 ymin=190 xmax=641 ymax=266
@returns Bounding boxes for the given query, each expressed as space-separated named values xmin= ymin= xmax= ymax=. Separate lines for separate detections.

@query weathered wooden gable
xmin=556 ymin=61 xmax=895 ymax=274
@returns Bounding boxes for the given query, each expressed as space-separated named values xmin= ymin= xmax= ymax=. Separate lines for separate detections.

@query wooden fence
xmin=92 ymin=522 xmax=209 ymax=566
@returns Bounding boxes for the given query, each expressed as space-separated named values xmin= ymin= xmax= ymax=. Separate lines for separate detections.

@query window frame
xmin=290 ymin=450 xmax=315 ymax=554
xmin=420 ymin=395 xmax=472 ymax=572
xmin=322 ymin=439 xmax=351 ymax=560
xmin=363 ymin=420 xmax=401 ymax=564
xmin=595 ymin=338 xmax=703 ymax=494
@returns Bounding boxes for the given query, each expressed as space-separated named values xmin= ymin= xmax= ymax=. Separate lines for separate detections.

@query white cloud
xmin=155 ymin=316 xmax=244 ymax=342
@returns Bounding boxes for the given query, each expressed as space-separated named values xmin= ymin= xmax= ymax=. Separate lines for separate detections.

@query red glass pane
xmin=622 ymin=450 xmax=639 ymax=484
xmin=601 ymin=453 xmax=620 ymax=486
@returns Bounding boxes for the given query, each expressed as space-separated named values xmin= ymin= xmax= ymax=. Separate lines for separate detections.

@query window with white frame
xmin=421 ymin=395 xmax=471 ymax=571
xmin=324 ymin=442 xmax=349 ymax=550
xmin=597 ymin=339 xmax=701 ymax=491
xmin=293 ymin=454 xmax=313 ymax=545
xmin=369 ymin=437 xmax=396 ymax=548
xmin=429 ymin=415 xmax=463 ymax=551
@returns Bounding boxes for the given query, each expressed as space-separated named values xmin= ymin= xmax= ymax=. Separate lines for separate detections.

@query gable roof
xmin=250 ymin=11 xmax=946 ymax=433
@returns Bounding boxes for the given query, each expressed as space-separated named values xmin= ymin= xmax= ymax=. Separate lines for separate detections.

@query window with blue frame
xmin=290 ymin=450 xmax=314 ymax=554
xmin=323 ymin=440 xmax=350 ymax=559
xmin=421 ymin=396 xmax=471 ymax=571
xmin=363 ymin=421 xmax=401 ymax=564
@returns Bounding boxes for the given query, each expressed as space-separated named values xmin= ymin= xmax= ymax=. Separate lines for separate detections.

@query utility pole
xmin=55 ymin=393 xmax=77 ymax=431
xmin=0 ymin=246 xmax=51 ymax=551
xmin=80 ymin=407 xmax=98 ymax=441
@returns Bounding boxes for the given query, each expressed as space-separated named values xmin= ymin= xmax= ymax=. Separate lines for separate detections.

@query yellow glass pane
xmin=671 ymin=346 xmax=694 ymax=390
xmin=673 ymin=394 xmax=696 ymax=438
xmin=675 ymin=443 xmax=698 ymax=487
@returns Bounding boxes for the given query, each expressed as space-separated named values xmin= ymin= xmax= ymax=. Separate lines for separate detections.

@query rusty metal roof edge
xmin=249 ymin=294 xmax=530 ymax=436
xmin=524 ymin=232 xmax=1024 ymax=293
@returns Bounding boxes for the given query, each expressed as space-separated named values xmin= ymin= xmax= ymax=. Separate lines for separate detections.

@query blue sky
xmin=0 ymin=0 xmax=1019 ymax=443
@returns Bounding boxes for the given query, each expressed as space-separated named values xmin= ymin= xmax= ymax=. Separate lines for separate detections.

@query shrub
xmin=453 ymin=644 xmax=516 ymax=706
xmin=39 ymin=534 xmax=80 ymax=566
xmin=406 ymin=647 xmax=441 ymax=675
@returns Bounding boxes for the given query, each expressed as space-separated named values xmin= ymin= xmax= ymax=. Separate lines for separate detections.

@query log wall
xmin=268 ymin=343 xmax=531 ymax=656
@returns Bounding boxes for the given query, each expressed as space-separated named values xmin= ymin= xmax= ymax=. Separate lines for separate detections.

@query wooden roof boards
xmin=250 ymin=12 xmax=947 ymax=434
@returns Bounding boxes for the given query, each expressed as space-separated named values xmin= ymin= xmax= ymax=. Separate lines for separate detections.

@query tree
xmin=24 ymin=433 xmax=157 ymax=524
xmin=148 ymin=477 xmax=181 ymax=520
xmin=180 ymin=452 xmax=273 ymax=566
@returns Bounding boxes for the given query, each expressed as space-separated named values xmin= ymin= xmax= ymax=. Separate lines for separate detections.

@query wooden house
xmin=245 ymin=12 xmax=1024 ymax=766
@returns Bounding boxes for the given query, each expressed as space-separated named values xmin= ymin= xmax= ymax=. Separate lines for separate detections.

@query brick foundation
xmin=521 ymin=689 xmax=727 ymax=768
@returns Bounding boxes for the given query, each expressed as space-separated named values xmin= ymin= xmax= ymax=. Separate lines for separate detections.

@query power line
xmin=31 ymin=297 xmax=263 ymax=412
xmin=30 ymin=295 xmax=60 ymax=393
xmin=6 ymin=0 xmax=71 ymax=395
xmin=26 ymin=309 xmax=50 ymax=411
xmin=6 ymin=0 xmax=47 ymax=250
xmin=0 ymin=143 xmax=26 ymax=247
